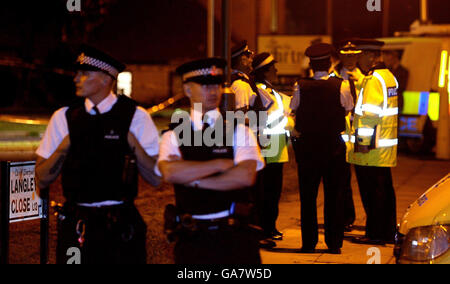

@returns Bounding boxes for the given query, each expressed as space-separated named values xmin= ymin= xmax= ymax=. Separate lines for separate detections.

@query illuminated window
xmin=448 ymin=56 xmax=450 ymax=95
xmin=438 ymin=50 xmax=448 ymax=88
xmin=117 ymin=72 xmax=132 ymax=97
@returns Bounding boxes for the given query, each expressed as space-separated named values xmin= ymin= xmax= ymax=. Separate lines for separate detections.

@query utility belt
xmin=53 ymin=201 xmax=141 ymax=248
xmin=54 ymin=201 xmax=134 ymax=219
xmin=164 ymin=202 xmax=260 ymax=243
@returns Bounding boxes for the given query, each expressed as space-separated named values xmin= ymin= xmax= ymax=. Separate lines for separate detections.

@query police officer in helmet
xmin=347 ymin=39 xmax=399 ymax=245
xmin=158 ymin=57 xmax=265 ymax=264
xmin=35 ymin=45 xmax=161 ymax=264
xmin=291 ymin=43 xmax=354 ymax=254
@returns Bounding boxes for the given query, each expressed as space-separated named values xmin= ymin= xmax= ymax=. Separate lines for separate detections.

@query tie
xmin=93 ymin=105 xmax=100 ymax=115
xmin=202 ymin=114 xmax=211 ymax=130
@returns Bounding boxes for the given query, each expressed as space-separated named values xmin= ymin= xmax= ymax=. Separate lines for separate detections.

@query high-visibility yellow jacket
xmin=348 ymin=68 xmax=399 ymax=167
xmin=256 ymin=82 xmax=294 ymax=164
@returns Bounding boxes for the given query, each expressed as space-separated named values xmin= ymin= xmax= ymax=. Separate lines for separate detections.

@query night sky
xmin=0 ymin=0 xmax=449 ymax=63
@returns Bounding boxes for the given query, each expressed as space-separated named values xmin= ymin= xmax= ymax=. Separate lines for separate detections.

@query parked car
xmin=394 ymin=173 xmax=450 ymax=264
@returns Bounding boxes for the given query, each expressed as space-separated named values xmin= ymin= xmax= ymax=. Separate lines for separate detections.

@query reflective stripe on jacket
xmin=256 ymin=82 xmax=293 ymax=164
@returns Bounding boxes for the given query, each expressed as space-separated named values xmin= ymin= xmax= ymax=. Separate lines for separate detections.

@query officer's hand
xmin=348 ymin=70 xmax=363 ymax=82
xmin=291 ymin=128 xmax=301 ymax=138
xmin=167 ymin=155 xmax=182 ymax=162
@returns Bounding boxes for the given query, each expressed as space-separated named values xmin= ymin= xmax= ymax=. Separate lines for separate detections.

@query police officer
xmin=252 ymin=52 xmax=294 ymax=240
xmin=290 ymin=43 xmax=354 ymax=254
xmin=157 ymin=58 xmax=265 ymax=264
xmin=331 ymin=40 xmax=364 ymax=232
xmin=230 ymin=40 xmax=273 ymax=113
xmin=230 ymin=41 xmax=274 ymax=248
xmin=35 ymin=45 xmax=161 ymax=264
xmin=347 ymin=39 xmax=399 ymax=245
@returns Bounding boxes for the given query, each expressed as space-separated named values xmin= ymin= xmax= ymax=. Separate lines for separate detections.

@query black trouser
xmin=252 ymin=171 xmax=265 ymax=228
xmin=294 ymin=136 xmax=346 ymax=250
xmin=343 ymin=162 xmax=356 ymax=227
xmin=174 ymin=227 xmax=261 ymax=264
xmin=56 ymin=202 xmax=147 ymax=264
xmin=354 ymin=165 xmax=397 ymax=242
xmin=261 ymin=162 xmax=284 ymax=234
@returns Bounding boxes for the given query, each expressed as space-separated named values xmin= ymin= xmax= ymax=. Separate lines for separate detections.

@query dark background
xmin=0 ymin=0 xmax=449 ymax=111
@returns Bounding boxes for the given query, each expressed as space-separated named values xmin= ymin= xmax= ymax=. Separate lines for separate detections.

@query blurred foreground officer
xmin=252 ymin=53 xmax=294 ymax=240
xmin=348 ymin=39 xmax=399 ymax=245
xmin=332 ymin=40 xmax=364 ymax=232
xmin=158 ymin=58 xmax=265 ymax=264
xmin=35 ymin=45 xmax=161 ymax=264
xmin=291 ymin=43 xmax=354 ymax=254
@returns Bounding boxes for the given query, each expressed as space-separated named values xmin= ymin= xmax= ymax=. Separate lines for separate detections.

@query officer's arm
xmin=127 ymin=132 xmax=161 ymax=187
xmin=280 ymin=92 xmax=295 ymax=131
xmin=158 ymin=159 xmax=235 ymax=185
xmin=290 ymin=82 xmax=300 ymax=112
xmin=194 ymin=160 xmax=257 ymax=191
xmin=348 ymin=69 xmax=365 ymax=90
xmin=231 ymin=80 xmax=251 ymax=110
xmin=35 ymin=135 xmax=70 ymax=196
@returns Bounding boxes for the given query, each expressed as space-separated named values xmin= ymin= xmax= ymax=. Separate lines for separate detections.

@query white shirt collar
xmin=190 ymin=107 xmax=221 ymax=131
xmin=313 ymin=71 xmax=330 ymax=80
xmin=339 ymin=67 xmax=350 ymax=80
xmin=85 ymin=92 xmax=117 ymax=115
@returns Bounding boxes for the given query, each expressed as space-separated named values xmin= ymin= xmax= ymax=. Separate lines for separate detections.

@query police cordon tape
xmin=0 ymin=94 xmax=185 ymax=125
xmin=0 ymin=115 xmax=49 ymax=126
xmin=146 ymin=93 xmax=185 ymax=115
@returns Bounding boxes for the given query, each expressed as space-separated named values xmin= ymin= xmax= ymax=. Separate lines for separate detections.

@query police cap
xmin=338 ymin=39 xmax=362 ymax=55
xmin=75 ymin=44 xmax=126 ymax=79
xmin=231 ymin=40 xmax=254 ymax=58
xmin=305 ymin=43 xmax=333 ymax=61
xmin=252 ymin=52 xmax=277 ymax=71
xmin=176 ymin=57 xmax=226 ymax=85
xmin=353 ymin=38 xmax=385 ymax=51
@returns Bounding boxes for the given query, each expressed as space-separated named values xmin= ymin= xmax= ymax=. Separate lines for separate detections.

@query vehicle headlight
xmin=400 ymin=225 xmax=449 ymax=263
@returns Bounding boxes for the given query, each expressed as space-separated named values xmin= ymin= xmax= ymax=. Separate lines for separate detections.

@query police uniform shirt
xmin=339 ymin=67 xmax=351 ymax=80
xmin=337 ymin=67 xmax=364 ymax=82
xmin=156 ymin=108 xmax=265 ymax=176
xmin=37 ymin=93 xmax=159 ymax=160
xmin=231 ymin=71 xmax=258 ymax=110
xmin=290 ymin=71 xmax=354 ymax=112
xmin=36 ymin=93 xmax=160 ymax=204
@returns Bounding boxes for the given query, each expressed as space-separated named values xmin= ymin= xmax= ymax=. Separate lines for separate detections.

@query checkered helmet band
xmin=77 ymin=53 xmax=119 ymax=78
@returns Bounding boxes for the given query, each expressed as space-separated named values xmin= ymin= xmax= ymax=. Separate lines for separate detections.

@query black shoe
xmin=271 ymin=230 xmax=283 ymax=241
xmin=327 ymin=248 xmax=341 ymax=254
xmin=351 ymin=236 xmax=386 ymax=245
xmin=299 ymin=247 xmax=316 ymax=253
xmin=344 ymin=224 xmax=354 ymax=232
xmin=259 ymin=239 xmax=276 ymax=249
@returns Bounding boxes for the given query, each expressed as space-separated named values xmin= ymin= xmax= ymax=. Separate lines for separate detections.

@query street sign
xmin=7 ymin=162 xmax=43 ymax=223
xmin=0 ymin=161 xmax=49 ymax=264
